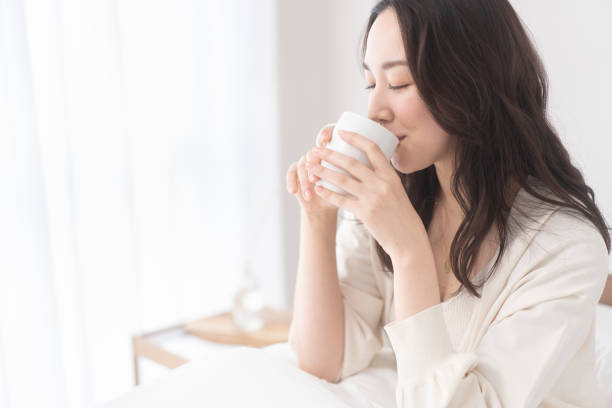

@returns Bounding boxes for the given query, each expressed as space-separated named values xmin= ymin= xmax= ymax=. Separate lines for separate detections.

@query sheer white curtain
xmin=0 ymin=0 xmax=283 ymax=407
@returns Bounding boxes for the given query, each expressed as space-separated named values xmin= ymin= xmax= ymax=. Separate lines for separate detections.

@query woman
xmin=286 ymin=0 xmax=611 ymax=406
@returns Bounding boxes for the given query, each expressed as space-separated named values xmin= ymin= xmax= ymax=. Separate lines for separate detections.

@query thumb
xmin=317 ymin=123 xmax=335 ymax=147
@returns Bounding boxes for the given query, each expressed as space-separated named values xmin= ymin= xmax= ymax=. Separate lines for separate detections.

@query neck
xmin=434 ymin=159 xmax=464 ymax=225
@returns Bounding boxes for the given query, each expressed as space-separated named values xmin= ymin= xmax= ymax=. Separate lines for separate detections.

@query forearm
xmin=291 ymin=209 xmax=344 ymax=382
xmin=391 ymin=228 xmax=441 ymax=321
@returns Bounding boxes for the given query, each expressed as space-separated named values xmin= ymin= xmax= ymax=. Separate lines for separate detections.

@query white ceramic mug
xmin=315 ymin=111 xmax=399 ymax=195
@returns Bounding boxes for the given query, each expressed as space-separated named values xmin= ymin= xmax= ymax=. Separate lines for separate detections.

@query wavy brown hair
xmin=362 ymin=0 xmax=611 ymax=298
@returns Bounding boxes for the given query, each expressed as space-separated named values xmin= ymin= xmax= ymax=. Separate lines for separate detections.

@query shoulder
xmin=336 ymin=209 xmax=371 ymax=256
xmin=512 ymin=192 xmax=609 ymax=304
xmin=338 ymin=208 xmax=361 ymax=223
xmin=519 ymin=177 xmax=607 ymax=258
xmin=336 ymin=209 xmax=370 ymax=244
xmin=511 ymin=176 xmax=606 ymax=253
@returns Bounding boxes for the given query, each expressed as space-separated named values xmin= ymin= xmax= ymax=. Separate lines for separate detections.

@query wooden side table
xmin=131 ymin=306 xmax=292 ymax=386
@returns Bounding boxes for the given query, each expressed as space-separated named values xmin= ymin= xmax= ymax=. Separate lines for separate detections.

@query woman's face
xmin=364 ymin=7 xmax=454 ymax=174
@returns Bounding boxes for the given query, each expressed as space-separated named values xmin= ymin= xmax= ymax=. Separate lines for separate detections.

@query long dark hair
xmin=362 ymin=0 xmax=611 ymax=298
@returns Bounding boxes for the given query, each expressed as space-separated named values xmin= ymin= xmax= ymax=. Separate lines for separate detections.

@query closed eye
xmin=364 ymin=84 xmax=410 ymax=91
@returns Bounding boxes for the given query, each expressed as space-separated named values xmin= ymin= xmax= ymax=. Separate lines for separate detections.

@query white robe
xmin=289 ymin=175 xmax=609 ymax=407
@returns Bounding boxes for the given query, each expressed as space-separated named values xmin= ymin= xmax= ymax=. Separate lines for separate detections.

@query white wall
xmin=276 ymin=0 xmax=375 ymax=307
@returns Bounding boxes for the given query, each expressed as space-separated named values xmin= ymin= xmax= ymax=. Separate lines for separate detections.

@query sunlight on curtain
xmin=0 ymin=0 xmax=282 ymax=407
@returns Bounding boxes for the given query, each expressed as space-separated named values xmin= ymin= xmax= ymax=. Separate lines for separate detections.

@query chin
xmin=391 ymin=162 xmax=413 ymax=174
xmin=391 ymin=156 xmax=431 ymax=175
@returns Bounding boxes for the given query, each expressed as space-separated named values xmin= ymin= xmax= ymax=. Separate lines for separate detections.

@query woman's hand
xmin=308 ymin=130 xmax=424 ymax=261
xmin=286 ymin=124 xmax=338 ymax=217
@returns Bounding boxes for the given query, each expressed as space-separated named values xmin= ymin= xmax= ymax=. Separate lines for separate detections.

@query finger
xmin=316 ymin=123 xmax=335 ymax=147
xmin=321 ymin=126 xmax=334 ymax=146
xmin=297 ymin=156 xmax=312 ymax=201
xmin=310 ymin=146 xmax=376 ymax=185
xmin=337 ymin=130 xmax=391 ymax=174
xmin=313 ymin=184 xmax=357 ymax=213
xmin=286 ymin=162 xmax=298 ymax=194
xmin=305 ymin=151 xmax=321 ymax=183
xmin=307 ymin=161 xmax=361 ymax=197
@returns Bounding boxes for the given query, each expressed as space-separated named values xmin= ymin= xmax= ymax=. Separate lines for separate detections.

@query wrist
xmin=301 ymin=208 xmax=338 ymax=224
xmin=389 ymin=227 xmax=431 ymax=268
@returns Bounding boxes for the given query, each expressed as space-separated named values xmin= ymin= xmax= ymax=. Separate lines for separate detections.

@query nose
xmin=366 ymin=90 xmax=393 ymax=126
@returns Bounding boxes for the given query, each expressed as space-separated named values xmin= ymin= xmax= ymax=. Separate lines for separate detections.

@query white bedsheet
xmin=104 ymin=304 xmax=612 ymax=408
xmin=103 ymin=343 xmax=361 ymax=408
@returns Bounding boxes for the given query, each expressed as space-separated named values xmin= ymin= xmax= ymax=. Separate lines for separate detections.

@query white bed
xmin=104 ymin=302 xmax=612 ymax=408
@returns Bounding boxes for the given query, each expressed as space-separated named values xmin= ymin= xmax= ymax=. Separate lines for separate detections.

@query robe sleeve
xmin=383 ymin=211 xmax=609 ymax=407
xmin=288 ymin=210 xmax=384 ymax=382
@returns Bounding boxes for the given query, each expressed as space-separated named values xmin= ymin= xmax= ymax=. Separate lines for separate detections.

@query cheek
xmin=395 ymin=91 xmax=427 ymax=125
xmin=391 ymin=92 xmax=451 ymax=172
xmin=397 ymin=90 xmax=447 ymax=141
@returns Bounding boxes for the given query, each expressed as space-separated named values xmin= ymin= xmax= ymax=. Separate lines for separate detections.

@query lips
xmin=397 ymin=135 xmax=406 ymax=142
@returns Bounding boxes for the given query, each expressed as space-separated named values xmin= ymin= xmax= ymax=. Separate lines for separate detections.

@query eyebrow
xmin=362 ymin=60 xmax=408 ymax=71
